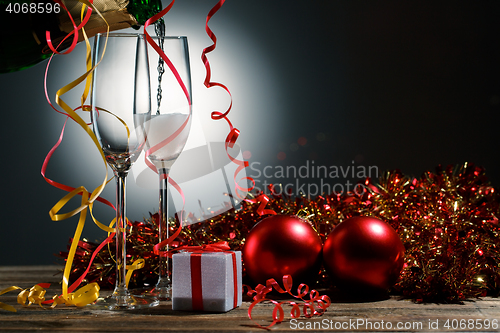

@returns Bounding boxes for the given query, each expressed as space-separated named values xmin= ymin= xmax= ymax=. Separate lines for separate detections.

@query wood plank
xmin=1 ymin=266 xmax=499 ymax=332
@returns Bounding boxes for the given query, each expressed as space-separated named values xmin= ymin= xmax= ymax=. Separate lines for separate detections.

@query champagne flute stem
xmin=156 ymin=168 xmax=171 ymax=300
xmin=114 ymin=171 xmax=130 ymax=302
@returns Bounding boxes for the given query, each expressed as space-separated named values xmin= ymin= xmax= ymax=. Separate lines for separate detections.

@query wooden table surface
xmin=1 ymin=266 xmax=499 ymax=332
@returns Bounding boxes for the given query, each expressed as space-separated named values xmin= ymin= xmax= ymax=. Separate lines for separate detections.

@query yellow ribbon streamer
xmin=13 ymin=283 xmax=100 ymax=310
xmin=125 ymin=259 xmax=145 ymax=289
xmin=44 ymin=0 xmax=112 ymax=306
xmin=50 ymin=283 xmax=101 ymax=308
xmin=0 ymin=286 xmax=22 ymax=312
xmin=43 ymin=0 xmax=143 ymax=308
xmin=1 ymin=1 xmax=145 ymax=312
xmin=17 ymin=285 xmax=47 ymax=308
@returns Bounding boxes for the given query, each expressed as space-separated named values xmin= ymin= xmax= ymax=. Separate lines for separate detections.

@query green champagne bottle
xmin=0 ymin=0 xmax=162 ymax=73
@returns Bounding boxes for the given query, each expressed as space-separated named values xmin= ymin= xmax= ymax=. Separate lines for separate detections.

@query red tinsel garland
xmin=59 ymin=162 xmax=500 ymax=303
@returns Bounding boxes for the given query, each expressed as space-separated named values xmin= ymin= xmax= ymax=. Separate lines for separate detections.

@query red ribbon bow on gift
xmin=173 ymin=241 xmax=231 ymax=254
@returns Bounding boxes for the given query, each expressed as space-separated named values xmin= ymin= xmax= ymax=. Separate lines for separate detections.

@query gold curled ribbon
xmin=50 ymin=283 xmax=100 ymax=308
xmin=41 ymin=0 xmax=113 ymax=306
xmin=17 ymin=284 xmax=48 ymax=308
xmin=125 ymin=259 xmax=145 ymax=289
xmin=0 ymin=286 xmax=23 ymax=312
xmin=0 ymin=282 xmax=99 ymax=312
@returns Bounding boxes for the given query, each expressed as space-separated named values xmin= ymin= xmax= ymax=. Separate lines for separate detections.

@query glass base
xmin=90 ymin=290 xmax=159 ymax=310
xmin=132 ymin=285 xmax=171 ymax=302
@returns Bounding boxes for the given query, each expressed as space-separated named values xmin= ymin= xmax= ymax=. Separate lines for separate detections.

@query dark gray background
xmin=1 ymin=0 xmax=499 ymax=265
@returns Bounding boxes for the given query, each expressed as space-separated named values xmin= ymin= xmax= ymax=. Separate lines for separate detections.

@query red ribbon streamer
xmin=40 ymin=117 xmax=115 ymax=209
xmin=140 ymin=0 xmax=191 ymax=259
xmin=202 ymin=1 xmax=248 ymax=197
xmin=245 ymin=275 xmax=331 ymax=330
xmin=202 ymin=1 xmax=276 ymax=216
xmin=42 ymin=234 xmax=114 ymax=305
xmin=41 ymin=0 xmax=113 ymax=209
xmin=42 ymin=0 xmax=183 ymax=298
xmin=143 ymin=0 xmax=191 ymax=174
xmin=46 ymin=0 xmax=93 ymax=55
xmin=66 ymin=234 xmax=114 ymax=294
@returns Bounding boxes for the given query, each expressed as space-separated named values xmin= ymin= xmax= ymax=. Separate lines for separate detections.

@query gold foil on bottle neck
xmin=57 ymin=0 xmax=138 ymax=41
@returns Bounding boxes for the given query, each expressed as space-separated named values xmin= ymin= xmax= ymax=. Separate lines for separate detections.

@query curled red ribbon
xmin=40 ymin=117 xmax=115 ymax=210
xmin=245 ymin=275 xmax=331 ymax=330
xmin=46 ymin=0 xmax=93 ymax=55
xmin=246 ymin=194 xmax=277 ymax=216
xmin=202 ymin=1 xmax=276 ymax=217
xmin=202 ymin=1 xmax=251 ymax=199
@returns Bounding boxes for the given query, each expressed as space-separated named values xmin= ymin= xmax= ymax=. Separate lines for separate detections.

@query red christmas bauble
xmin=323 ymin=216 xmax=405 ymax=291
xmin=243 ymin=214 xmax=322 ymax=285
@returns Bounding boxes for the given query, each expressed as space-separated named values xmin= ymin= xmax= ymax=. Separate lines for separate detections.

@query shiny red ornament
xmin=243 ymin=215 xmax=323 ymax=285
xmin=323 ymin=216 xmax=405 ymax=292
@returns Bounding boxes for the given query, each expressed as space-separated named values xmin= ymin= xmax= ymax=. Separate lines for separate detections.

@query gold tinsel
xmin=60 ymin=162 xmax=500 ymax=303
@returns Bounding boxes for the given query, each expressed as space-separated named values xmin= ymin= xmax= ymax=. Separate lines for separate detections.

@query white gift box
xmin=172 ymin=251 xmax=242 ymax=312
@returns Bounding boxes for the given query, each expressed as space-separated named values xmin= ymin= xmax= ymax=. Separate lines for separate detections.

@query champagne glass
xmin=90 ymin=33 xmax=157 ymax=309
xmin=137 ymin=36 xmax=192 ymax=301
